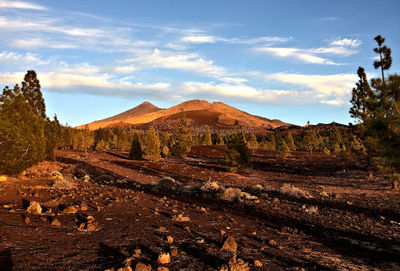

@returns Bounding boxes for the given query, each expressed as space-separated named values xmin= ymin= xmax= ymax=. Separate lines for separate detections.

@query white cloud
xmin=0 ymin=51 xmax=49 ymax=65
xmin=181 ymin=34 xmax=291 ymax=45
xmin=329 ymin=38 xmax=362 ymax=48
xmin=266 ymin=72 xmax=357 ymax=105
xmin=181 ymin=35 xmax=218 ymax=43
xmin=125 ymin=49 xmax=226 ymax=78
xmin=0 ymin=0 xmax=46 ymax=10
xmin=256 ymin=47 xmax=338 ymax=65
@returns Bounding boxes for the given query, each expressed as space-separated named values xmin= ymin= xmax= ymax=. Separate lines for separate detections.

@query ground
xmin=0 ymin=146 xmax=399 ymax=271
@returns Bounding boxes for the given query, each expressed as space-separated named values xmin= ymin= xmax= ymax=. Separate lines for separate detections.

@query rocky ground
xmin=0 ymin=146 xmax=399 ymax=271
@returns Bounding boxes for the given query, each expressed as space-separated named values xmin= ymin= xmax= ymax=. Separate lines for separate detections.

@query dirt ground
xmin=0 ymin=146 xmax=399 ymax=271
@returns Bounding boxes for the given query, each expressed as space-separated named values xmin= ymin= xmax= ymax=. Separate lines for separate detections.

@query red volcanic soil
xmin=0 ymin=147 xmax=399 ymax=270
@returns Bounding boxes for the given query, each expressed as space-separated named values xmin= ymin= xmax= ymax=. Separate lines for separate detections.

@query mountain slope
xmin=78 ymin=100 xmax=287 ymax=130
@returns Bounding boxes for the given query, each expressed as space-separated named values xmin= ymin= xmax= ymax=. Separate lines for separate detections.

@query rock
xmin=173 ymin=214 xmax=190 ymax=222
xmin=170 ymin=247 xmax=178 ymax=257
xmin=52 ymin=171 xmax=64 ymax=180
xmin=27 ymin=201 xmax=42 ymax=215
xmin=117 ymin=267 xmax=132 ymax=271
xmin=64 ymin=205 xmax=79 ymax=214
xmin=157 ymin=267 xmax=168 ymax=271
xmin=254 ymin=260 xmax=263 ymax=267
xmin=83 ymin=174 xmax=90 ymax=182
xmin=135 ymin=262 xmax=151 ymax=271
xmin=221 ymin=236 xmax=237 ymax=253
xmin=24 ymin=216 xmax=31 ymax=224
xmin=167 ymin=236 xmax=173 ymax=244
xmin=133 ymin=249 xmax=141 ymax=258
xmin=220 ymin=255 xmax=249 ymax=271
xmin=269 ymin=239 xmax=277 ymax=247
xmin=0 ymin=175 xmax=7 ymax=182
xmin=320 ymin=191 xmax=329 ymax=198
xmin=80 ymin=201 xmax=89 ymax=211
xmin=51 ymin=218 xmax=61 ymax=226
xmin=157 ymin=252 xmax=170 ymax=265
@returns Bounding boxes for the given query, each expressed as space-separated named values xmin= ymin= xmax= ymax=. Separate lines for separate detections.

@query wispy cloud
xmin=329 ymin=38 xmax=362 ymax=48
xmin=255 ymin=38 xmax=361 ymax=65
xmin=181 ymin=34 xmax=291 ymax=45
xmin=0 ymin=0 xmax=46 ymax=10
xmin=266 ymin=72 xmax=357 ymax=105
xmin=124 ymin=49 xmax=226 ymax=78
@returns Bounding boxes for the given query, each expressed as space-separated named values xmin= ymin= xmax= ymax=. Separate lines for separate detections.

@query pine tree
xmin=143 ymin=127 xmax=161 ymax=162
xmin=248 ymin=133 xmax=258 ymax=149
xmin=95 ymin=139 xmax=110 ymax=152
xmin=278 ymin=139 xmax=290 ymax=158
xmin=21 ymin=70 xmax=46 ymax=118
xmin=0 ymin=84 xmax=45 ymax=174
xmin=129 ymin=133 xmax=142 ymax=160
xmin=225 ymin=130 xmax=251 ymax=172
xmin=373 ymin=35 xmax=392 ymax=84
xmin=350 ymin=35 xmax=400 ymax=182
xmin=174 ymin=108 xmax=193 ymax=157
xmin=203 ymin=125 xmax=212 ymax=145
xmin=285 ymin=132 xmax=296 ymax=151
xmin=44 ymin=115 xmax=61 ymax=161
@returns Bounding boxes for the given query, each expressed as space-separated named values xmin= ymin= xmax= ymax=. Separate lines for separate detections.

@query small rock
xmin=24 ymin=216 xmax=31 ymax=224
xmin=51 ymin=218 xmax=61 ymax=226
xmin=133 ymin=249 xmax=141 ymax=258
xmin=27 ymin=201 xmax=42 ymax=215
xmin=157 ymin=267 xmax=169 ymax=271
xmin=170 ymin=247 xmax=178 ymax=257
xmin=0 ymin=175 xmax=7 ymax=182
xmin=221 ymin=236 xmax=237 ymax=253
xmin=184 ymin=226 xmax=190 ymax=233
xmin=117 ymin=267 xmax=132 ymax=271
xmin=157 ymin=252 xmax=170 ymax=265
xmin=320 ymin=191 xmax=329 ymax=198
xmin=254 ymin=260 xmax=263 ymax=267
xmin=80 ymin=201 xmax=89 ymax=211
xmin=220 ymin=255 xmax=249 ymax=271
xmin=135 ymin=262 xmax=151 ymax=271
xmin=167 ymin=236 xmax=173 ymax=244
xmin=64 ymin=205 xmax=79 ymax=214
xmin=83 ymin=174 xmax=90 ymax=182
xmin=241 ymin=248 xmax=250 ymax=254
xmin=269 ymin=240 xmax=277 ymax=247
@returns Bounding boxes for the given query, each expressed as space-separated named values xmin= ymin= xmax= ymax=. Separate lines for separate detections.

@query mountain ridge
xmin=76 ymin=99 xmax=288 ymax=130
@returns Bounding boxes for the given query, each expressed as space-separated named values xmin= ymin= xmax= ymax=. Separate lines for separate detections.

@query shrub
xmin=280 ymin=183 xmax=311 ymax=198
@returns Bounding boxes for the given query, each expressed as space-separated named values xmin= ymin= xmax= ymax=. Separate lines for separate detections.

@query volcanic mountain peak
xmin=79 ymin=99 xmax=288 ymax=130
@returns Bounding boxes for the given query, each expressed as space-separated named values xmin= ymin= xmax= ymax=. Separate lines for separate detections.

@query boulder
xmin=27 ymin=201 xmax=42 ymax=215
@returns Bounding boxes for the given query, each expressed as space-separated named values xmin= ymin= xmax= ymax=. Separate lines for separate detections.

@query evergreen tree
xmin=350 ymin=35 xmax=400 ymax=181
xmin=21 ymin=70 xmax=46 ymax=118
xmin=278 ymin=139 xmax=290 ymax=158
xmin=285 ymin=132 xmax=296 ymax=151
xmin=129 ymin=133 xmax=142 ymax=160
xmin=174 ymin=108 xmax=193 ymax=156
xmin=0 ymin=84 xmax=45 ymax=174
xmin=44 ymin=115 xmax=61 ymax=161
xmin=225 ymin=131 xmax=251 ymax=172
xmin=248 ymin=133 xmax=258 ymax=149
xmin=203 ymin=125 xmax=212 ymax=145
xmin=143 ymin=127 xmax=161 ymax=162
xmin=95 ymin=139 xmax=110 ymax=152
xmin=373 ymin=35 xmax=392 ymax=84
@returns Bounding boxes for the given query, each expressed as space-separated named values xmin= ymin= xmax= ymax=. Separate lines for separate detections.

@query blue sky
xmin=0 ymin=0 xmax=399 ymax=126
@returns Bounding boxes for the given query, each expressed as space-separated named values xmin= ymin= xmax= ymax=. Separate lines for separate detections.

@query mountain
xmin=77 ymin=100 xmax=288 ymax=131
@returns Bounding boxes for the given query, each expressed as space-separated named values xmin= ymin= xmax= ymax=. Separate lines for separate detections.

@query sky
xmin=0 ymin=0 xmax=399 ymax=126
